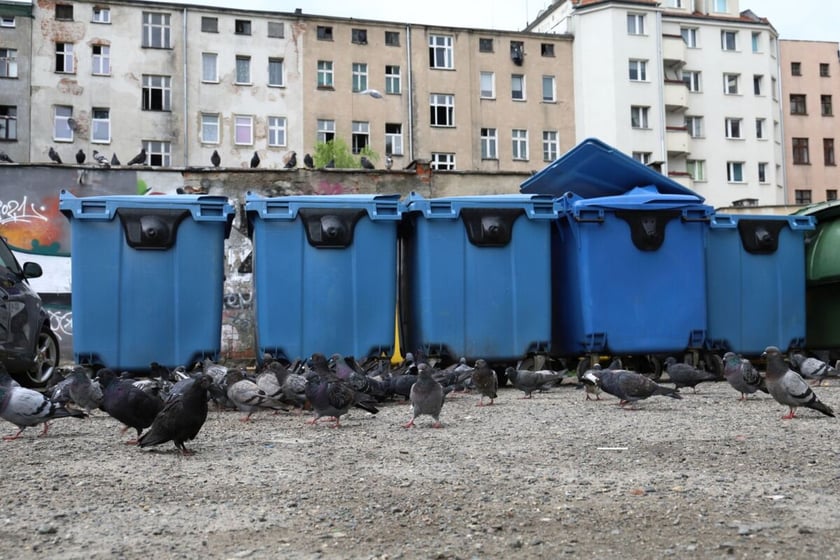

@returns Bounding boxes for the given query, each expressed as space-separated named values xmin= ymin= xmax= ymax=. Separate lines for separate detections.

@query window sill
xmin=0 ymin=76 xmax=19 ymax=80
xmin=542 ymin=99 xmax=556 ymax=104
xmin=235 ymin=82 xmax=253 ymax=86
xmin=430 ymin=125 xmax=456 ymax=128
xmin=512 ymin=98 xmax=526 ymax=102
xmin=480 ymin=96 xmax=496 ymax=100
xmin=317 ymin=86 xmax=335 ymax=91
xmin=202 ymin=80 xmax=220 ymax=84
xmin=91 ymin=140 xmax=111 ymax=145
xmin=92 ymin=73 xmax=111 ymax=77
xmin=141 ymin=46 xmax=174 ymax=50
xmin=430 ymin=66 xmax=456 ymax=71
xmin=268 ymin=84 xmax=285 ymax=88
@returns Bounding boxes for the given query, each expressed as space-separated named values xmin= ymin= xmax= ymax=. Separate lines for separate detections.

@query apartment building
xmin=529 ymin=0 xmax=784 ymax=208
xmin=780 ymin=40 xmax=840 ymax=205
xmin=0 ymin=1 xmax=32 ymax=163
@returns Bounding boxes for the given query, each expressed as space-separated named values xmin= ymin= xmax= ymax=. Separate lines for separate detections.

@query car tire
xmin=21 ymin=326 xmax=60 ymax=388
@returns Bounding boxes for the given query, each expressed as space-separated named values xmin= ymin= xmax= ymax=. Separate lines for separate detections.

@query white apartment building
xmin=529 ymin=0 xmax=784 ymax=208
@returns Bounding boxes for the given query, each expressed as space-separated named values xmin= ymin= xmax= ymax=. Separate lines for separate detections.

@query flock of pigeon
xmin=0 ymin=346 xmax=836 ymax=455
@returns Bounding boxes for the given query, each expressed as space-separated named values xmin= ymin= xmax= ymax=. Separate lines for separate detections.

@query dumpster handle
xmin=710 ymin=214 xmax=737 ymax=228
xmin=681 ymin=208 xmax=711 ymax=222
xmin=790 ymin=216 xmax=816 ymax=230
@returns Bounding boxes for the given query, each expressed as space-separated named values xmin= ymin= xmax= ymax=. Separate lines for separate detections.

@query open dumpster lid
xmin=520 ymin=137 xmax=705 ymax=202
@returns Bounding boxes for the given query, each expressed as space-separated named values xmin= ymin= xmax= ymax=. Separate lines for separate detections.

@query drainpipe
xmin=405 ymin=24 xmax=414 ymax=160
xmin=182 ymin=7 xmax=189 ymax=166
xmin=655 ymin=11 xmax=667 ymax=174
xmin=774 ymin=33 xmax=786 ymax=204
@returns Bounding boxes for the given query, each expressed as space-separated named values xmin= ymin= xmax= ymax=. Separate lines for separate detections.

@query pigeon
xmin=762 ymin=346 xmax=835 ymax=419
xmin=138 ymin=373 xmax=212 ymax=455
xmin=67 ymin=367 xmax=104 ymax=413
xmin=0 ymin=151 xmax=13 ymax=163
xmin=303 ymin=153 xmax=314 ymax=169
xmin=304 ymin=352 xmax=378 ymax=427
xmin=360 ymin=156 xmax=375 ymax=170
xmin=471 ymin=358 xmax=498 ymax=406
xmin=266 ymin=360 xmax=307 ymax=411
xmin=790 ymin=353 xmax=839 ymax=385
xmin=250 ymin=151 xmax=260 ymax=168
xmin=324 ymin=158 xmax=335 ymax=169
xmin=0 ymin=368 xmax=86 ymax=440
xmin=385 ymin=155 xmax=393 ymax=170
xmin=580 ymin=364 xmax=602 ymax=401
xmin=584 ymin=368 xmax=682 ymax=408
xmin=284 ymin=151 xmax=297 ymax=169
xmin=126 ymin=148 xmax=146 ymax=166
xmin=75 ymin=149 xmax=86 ymax=164
xmin=663 ymin=357 xmax=719 ymax=393
xmin=722 ymin=352 xmax=766 ymax=400
xmin=210 ymin=149 xmax=221 ymax=167
xmin=98 ymin=368 xmax=165 ymax=443
xmin=92 ymin=150 xmax=110 ymax=167
xmin=404 ymin=363 xmax=444 ymax=428
xmin=225 ymin=369 xmax=285 ymax=422
xmin=111 ymin=153 xmax=121 ymax=166
xmin=504 ymin=367 xmax=564 ymax=399
xmin=48 ymin=147 xmax=62 ymax=164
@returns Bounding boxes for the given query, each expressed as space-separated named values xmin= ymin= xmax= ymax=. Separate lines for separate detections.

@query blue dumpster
xmin=705 ymin=214 xmax=814 ymax=356
xmin=245 ymin=193 xmax=402 ymax=362
xmin=400 ymin=193 xmax=559 ymax=363
xmin=59 ymin=190 xmax=235 ymax=371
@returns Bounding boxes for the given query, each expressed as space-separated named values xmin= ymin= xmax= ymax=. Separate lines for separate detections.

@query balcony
xmin=662 ymin=34 xmax=686 ymax=66
xmin=667 ymin=170 xmax=693 ymax=190
xmin=664 ymin=80 xmax=688 ymax=111
xmin=666 ymin=126 xmax=689 ymax=155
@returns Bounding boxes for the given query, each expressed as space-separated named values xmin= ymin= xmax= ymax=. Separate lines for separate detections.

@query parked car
xmin=0 ymin=236 xmax=59 ymax=387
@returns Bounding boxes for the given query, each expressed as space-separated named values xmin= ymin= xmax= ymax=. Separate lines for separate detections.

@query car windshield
xmin=0 ymin=238 xmax=23 ymax=276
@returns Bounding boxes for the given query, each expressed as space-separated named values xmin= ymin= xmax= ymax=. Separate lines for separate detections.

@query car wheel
xmin=22 ymin=326 xmax=60 ymax=388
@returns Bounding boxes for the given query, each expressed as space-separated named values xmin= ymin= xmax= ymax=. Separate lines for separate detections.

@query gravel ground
xmin=1 ymin=373 xmax=839 ymax=560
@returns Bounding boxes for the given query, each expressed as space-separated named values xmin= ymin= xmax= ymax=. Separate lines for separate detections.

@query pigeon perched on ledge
xmin=763 ymin=346 xmax=835 ymax=419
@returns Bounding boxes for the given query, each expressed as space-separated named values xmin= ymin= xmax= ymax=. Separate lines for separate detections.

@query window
xmin=755 ymin=118 xmax=766 ymax=139
xmin=629 ymin=59 xmax=647 ymax=81
xmin=825 ymin=138 xmax=836 ymax=165
xmin=714 ymin=0 xmax=728 ymax=12
xmin=723 ymin=73 xmax=739 ymax=94
xmin=827 ymin=190 xmax=837 ymax=201
xmin=543 ymin=131 xmax=559 ymax=161
xmin=55 ymin=4 xmax=73 ymax=20
xmin=771 ymin=77 xmax=778 ymax=100
xmin=541 ymin=43 xmax=555 ymax=57
xmin=0 ymin=17 xmax=14 ymax=28
xmin=792 ymin=137 xmax=810 ymax=164
xmin=54 ymin=106 xmax=73 ymax=141
xmin=751 ymin=31 xmax=760 ymax=52
xmin=627 ymin=13 xmax=645 ymax=35
xmin=0 ymin=49 xmax=17 ymax=78
xmin=92 ymin=45 xmax=110 ymax=75
xmin=665 ymin=0 xmax=683 ymax=7
xmin=267 ymin=21 xmax=284 ymax=38
xmin=317 ymin=60 xmax=333 ymax=88
xmin=753 ymin=74 xmax=763 ymax=95
xmin=429 ymin=35 xmax=454 ymax=69
xmin=721 ymin=30 xmax=737 ymax=51
xmin=385 ymin=31 xmax=400 ymax=46
xmin=268 ymin=58 xmax=285 ymax=87
xmin=234 ymin=115 xmax=253 ymax=145
xmin=317 ymin=26 xmax=333 ymax=40
xmin=480 ymin=72 xmax=495 ymax=98
xmin=235 ymin=19 xmax=252 ymax=35
xmin=631 ymin=105 xmax=649 ymax=129
xmin=685 ymin=115 xmax=703 ymax=138
xmin=820 ymin=63 xmax=830 ymax=77
xmin=791 ymin=62 xmax=801 ymax=76
xmin=790 ymin=94 xmax=807 ymax=115
xmin=725 ymin=117 xmax=742 ymax=139
xmin=479 ymin=38 xmax=493 ymax=52
xmin=0 ymin=106 xmax=17 ymax=140
xmin=268 ymin=116 xmax=287 ymax=147
xmin=352 ymin=63 xmax=368 ymax=92
xmin=480 ymin=128 xmax=498 ymax=159
xmin=352 ymin=121 xmax=370 ymax=154
xmin=142 ymin=12 xmax=171 ymax=49
xmin=795 ymin=190 xmax=812 ymax=204
xmin=430 ymin=94 xmax=454 ymax=127
xmin=510 ymin=41 xmax=524 ymax=65
xmin=727 ymin=161 xmax=744 ymax=182
xmin=385 ymin=123 xmax=403 ymax=156
xmin=542 ymin=76 xmax=556 ymax=102
xmin=91 ymin=108 xmax=110 ymax=143
xmin=201 ymin=113 xmax=219 ymax=143
xmin=55 ymin=43 xmax=74 ymax=73
xmin=202 ymin=53 xmax=218 ymax=82
xmin=511 ymin=74 xmax=525 ymax=100
xmin=142 ymin=75 xmax=172 ymax=111
xmin=201 ymin=17 xmax=218 ymax=33
xmin=687 ymin=159 xmax=706 ymax=181
xmin=317 ymin=119 xmax=335 ymax=143
xmin=822 ymin=95 xmax=833 ymax=116
xmin=144 ymin=140 xmax=171 ymax=167
xmin=632 ymin=152 xmax=652 ymax=165
xmin=431 ymin=153 xmax=455 ymax=170
xmin=235 ymin=56 xmax=251 ymax=84
xmin=758 ymin=162 xmax=768 ymax=183
xmin=682 ymin=70 xmax=701 ymax=92
xmin=92 ymin=7 xmax=110 ymax=23
xmin=681 ymin=27 xmax=697 ymax=48
xmin=351 ymin=29 xmax=368 ymax=44
xmin=512 ymin=129 xmax=528 ymax=160
xmin=385 ymin=65 xmax=401 ymax=94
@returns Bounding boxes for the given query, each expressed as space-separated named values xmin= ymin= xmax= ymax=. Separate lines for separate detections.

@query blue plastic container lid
xmin=405 ymin=193 xmax=559 ymax=220
xmin=710 ymin=214 xmax=815 ymax=231
xmin=520 ymin=137 xmax=705 ymax=202
xmin=245 ymin=192 xmax=403 ymax=222
xmin=59 ymin=190 xmax=235 ymax=225
xmin=561 ymin=186 xmax=713 ymax=217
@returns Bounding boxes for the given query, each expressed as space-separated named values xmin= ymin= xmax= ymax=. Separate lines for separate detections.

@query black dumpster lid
xmin=520 ymin=137 xmax=705 ymax=202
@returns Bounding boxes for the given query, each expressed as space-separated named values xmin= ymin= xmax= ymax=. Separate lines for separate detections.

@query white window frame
xmin=92 ymin=44 xmax=110 ymax=75
xmin=632 ymin=151 xmax=652 ymax=165
xmin=0 ymin=16 xmax=14 ymax=28
xmin=480 ymin=71 xmax=495 ymax=99
xmin=234 ymin=115 xmax=254 ymax=145
xmin=53 ymin=105 xmax=73 ymax=141
xmin=631 ymin=105 xmax=650 ymax=129
xmin=317 ymin=60 xmax=334 ymax=88
xmin=755 ymin=118 xmax=766 ymax=140
xmin=201 ymin=53 xmax=218 ymax=83
xmin=686 ymin=115 xmax=703 ymax=138
xmin=429 ymin=34 xmax=454 ymax=69
xmin=683 ymin=70 xmax=701 ymax=92
xmin=542 ymin=75 xmax=556 ymax=102
xmin=629 ymin=59 xmax=647 ymax=82
xmin=268 ymin=116 xmax=287 ymax=147
xmin=512 ymin=129 xmax=528 ymax=160
xmin=681 ymin=27 xmax=698 ymax=48
xmin=723 ymin=73 xmax=740 ymax=95
xmin=268 ymin=57 xmax=285 ymax=87
xmin=0 ymin=48 xmax=18 ymax=78
xmin=751 ymin=31 xmax=761 ymax=53
xmin=725 ymin=117 xmax=743 ymax=139
xmin=92 ymin=7 xmax=110 ymax=24
xmin=385 ymin=123 xmax=403 ymax=156
xmin=385 ymin=65 xmax=401 ymax=94
xmin=235 ymin=55 xmax=251 ymax=85
xmin=511 ymin=74 xmax=525 ymax=100
xmin=627 ymin=13 xmax=645 ymax=35
xmin=0 ymin=106 xmax=17 ymax=140
xmin=91 ymin=107 xmax=110 ymax=143
xmin=201 ymin=113 xmax=219 ymax=144
xmin=352 ymin=62 xmax=368 ymax=92
xmin=714 ymin=0 xmax=728 ymax=13
xmin=542 ymin=130 xmax=559 ymax=162
xmin=351 ymin=120 xmax=370 ymax=154
xmin=430 ymin=152 xmax=455 ymax=170
xmin=143 ymin=140 xmax=171 ymax=167
xmin=55 ymin=42 xmax=74 ymax=73
xmin=142 ymin=12 xmax=171 ymax=49
xmin=721 ymin=30 xmax=737 ymax=51
xmin=753 ymin=74 xmax=763 ymax=96
xmin=142 ymin=75 xmax=172 ymax=111
xmin=727 ymin=161 xmax=744 ymax=183
xmin=480 ymin=127 xmax=498 ymax=159
xmin=687 ymin=159 xmax=706 ymax=181
xmin=317 ymin=119 xmax=335 ymax=143
xmin=430 ymin=93 xmax=455 ymax=127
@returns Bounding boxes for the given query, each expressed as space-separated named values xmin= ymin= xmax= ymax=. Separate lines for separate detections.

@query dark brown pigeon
xmin=138 ymin=373 xmax=212 ymax=455
xmin=98 ymin=368 xmax=164 ymax=443
xmin=471 ymin=358 xmax=498 ymax=407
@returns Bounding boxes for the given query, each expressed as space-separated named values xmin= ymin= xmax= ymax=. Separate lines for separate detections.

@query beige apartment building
xmin=0 ymin=1 xmax=32 ymax=163
xmin=780 ymin=40 xmax=840 ymax=205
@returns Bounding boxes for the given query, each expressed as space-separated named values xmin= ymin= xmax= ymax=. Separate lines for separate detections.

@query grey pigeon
xmin=304 ymin=352 xmax=378 ymax=427
xmin=284 ymin=151 xmax=297 ymax=169
xmin=664 ymin=357 xmax=718 ymax=393
xmin=471 ymin=358 xmax=498 ymax=407
xmin=250 ymin=151 xmax=260 ymax=168
xmin=48 ymin=147 xmax=62 ymax=164
xmin=138 ymin=373 xmax=212 ymax=455
xmin=580 ymin=364 xmax=602 ymax=401
xmin=404 ymin=363 xmax=444 ymax=428
xmin=92 ymin=149 xmax=110 ymax=167
xmin=722 ymin=352 xmax=766 ymax=400
xmin=210 ymin=149 xmax=221 ymax=167
xmin=584 ymin=368 xmax=682 ymax=408
xmin=385 ymin=155 xmax=393 ymax=170
xmin=267 ymin=361 xmax=307 ymax=411
xmin=126 ymin=148 xmax=146 ymax=166
xmin=67 ymin=367 xmax=103 ymax=413
xmin=762 ymin=346 xmax=835 ymax=419
xmin=303 ymin=153 xmax=314 ymax=169
xmin=75 ymin=149 xmax=86 ymax=164
xmin=790 ymin=353 xmax=838 ymax=384
xmin=111 ymin=152 xmax=121 ymax=166
xmin=504 ymin=367 xmax=564 ymax=399
xmin=0 ymin=368 xmax=86 ymax=440
xmin=360 ymin=155 xmax=375 ymax=169
xmin=0 ymin=151 xmax=13 ymax=163
xmin=98 ymin=368 xmax=164 ymax=443
xmin=225 ymin=369 xmax=284 ymax=422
